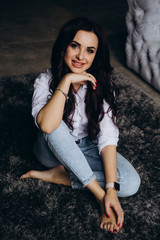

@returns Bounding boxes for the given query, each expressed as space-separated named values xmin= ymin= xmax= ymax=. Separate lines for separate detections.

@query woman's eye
xmin=87 ymin=49 xmax=94 ymax=54
xmin=71 ymin=43 xmax=78 ymax=49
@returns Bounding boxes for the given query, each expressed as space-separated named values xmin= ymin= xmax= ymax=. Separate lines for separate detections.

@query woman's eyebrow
xmin=72 ymin=40 xmax=97 ymax=50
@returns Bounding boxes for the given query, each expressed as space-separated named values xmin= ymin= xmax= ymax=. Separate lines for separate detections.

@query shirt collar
xmin=74 ymin=84 xmax=87 ymax=104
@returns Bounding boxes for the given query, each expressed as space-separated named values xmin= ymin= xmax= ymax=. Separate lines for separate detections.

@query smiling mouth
xmin=72 ymin=60 xmax=85 ymax=68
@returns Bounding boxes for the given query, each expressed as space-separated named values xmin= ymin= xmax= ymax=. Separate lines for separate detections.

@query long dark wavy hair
xmin=50 ymin=17 xmax=119 ymax=140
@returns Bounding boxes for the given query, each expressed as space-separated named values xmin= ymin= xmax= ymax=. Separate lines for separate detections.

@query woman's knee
xmin=43 ymin=120 xmax=70 ymax=141
xmin=128 ymin=170 xmax=141 ymax=196
xmin=118 ymin=169 xmax=141 ymax=197
xmin=33 ymin=131 xmax=60 ymax=168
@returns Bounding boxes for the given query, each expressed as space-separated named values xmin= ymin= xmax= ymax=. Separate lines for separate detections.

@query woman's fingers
xmin=105 ymin=203 xmax=123 ymax=231
xmin=104 ymin=191 xmax=124 ymax=229
xmin=113 ymin=204 xmax=124 ymax=228
xmin=85 ymin=72 xmax=97 ymax=90
xmin=66 ymin=72 xmax=97 ymax=90
xmin=119 ymin=210 xmax=124 ymax=229
xmin=105 ymin=201 xmax=111 ymax=218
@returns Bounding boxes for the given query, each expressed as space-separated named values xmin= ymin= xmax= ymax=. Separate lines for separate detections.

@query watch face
xmin=115 ymin=182 xmax=120 ymax=191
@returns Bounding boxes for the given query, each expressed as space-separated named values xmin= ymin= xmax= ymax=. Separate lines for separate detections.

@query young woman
xmin=20 ymin=17 xmax=141 ymax=233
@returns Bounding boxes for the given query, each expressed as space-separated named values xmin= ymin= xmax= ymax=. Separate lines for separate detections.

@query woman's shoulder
xmin=34 ymin=69 xmax=52 ymax=88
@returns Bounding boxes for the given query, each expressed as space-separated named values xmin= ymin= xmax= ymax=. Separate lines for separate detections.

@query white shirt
xmin=32 ymin=69 xmax=119 ymax=153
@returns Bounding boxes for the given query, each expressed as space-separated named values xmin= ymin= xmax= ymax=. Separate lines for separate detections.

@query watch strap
xmin=105 ymin=182 xmax=120 ymax=191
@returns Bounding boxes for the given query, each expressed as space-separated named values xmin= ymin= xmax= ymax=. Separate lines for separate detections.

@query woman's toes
xmin=113 ymin=226 xmax=120 ymax=234
xmin=103 ymin=223 xmax=108 ymax=231
xmin=20 ymin=170 xmax=35 ymax=179
xmin=107 ymin=223 xmax=111 ymax=231
xmin=100 ymin=223 xmax=109 ymax=231
xmin=20 ymin=172 xmax=30 ymax=179
xmin=100 ymin=222 xmax=105 ymax=230
xmin=110 ymin=223 xmax=114 ymax=233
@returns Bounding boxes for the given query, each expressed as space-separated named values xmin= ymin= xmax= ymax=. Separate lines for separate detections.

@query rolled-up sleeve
xmin=31 ymin=69 xmax=52 ymax=128
xmin=97 ymin=100 xmax=119 ymax=154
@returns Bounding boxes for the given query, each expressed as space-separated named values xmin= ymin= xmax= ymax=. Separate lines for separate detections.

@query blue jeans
xmin=33 ymin=121 xmax=141 ymax=197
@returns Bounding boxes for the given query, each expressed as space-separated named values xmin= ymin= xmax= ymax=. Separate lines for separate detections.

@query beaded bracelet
xmin=56 ymin=88 xmax=69 ymax=101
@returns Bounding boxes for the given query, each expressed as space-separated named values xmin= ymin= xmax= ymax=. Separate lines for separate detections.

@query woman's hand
xmin=62 ymin=72 xmax=97 ymax=91
xmin=104 ymin=188 xmax=124 ymax=229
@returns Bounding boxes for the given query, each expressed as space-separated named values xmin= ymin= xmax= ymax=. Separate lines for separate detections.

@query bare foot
xmin=99 ymin=198 xmax=120 ymax=233
xmin=86 ymin=179 xmax=120 ymax=233
xmin=20 ymin=165 xmax=71 ymax=186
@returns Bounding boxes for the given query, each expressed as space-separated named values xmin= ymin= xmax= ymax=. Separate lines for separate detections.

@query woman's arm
xmin=101 ymin=145 xmax=117 ymax=183
xmin=37 ymin=72 xmax=97 ymax=134
xmin=37 ymin=75 xmax=71 ymax=133
xmin=101 ymin=145 xmax=124 ymax=229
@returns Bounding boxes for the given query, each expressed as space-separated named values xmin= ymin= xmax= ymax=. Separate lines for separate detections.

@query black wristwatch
xmin=105 ymin=182 xmax=120 ymax=191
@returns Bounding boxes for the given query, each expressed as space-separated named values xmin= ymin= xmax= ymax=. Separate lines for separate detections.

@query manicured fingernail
xmin=107 ymin=214 xmax=110 ymax=218
xmin=113 ymin=229 xmax=117 ymax=233
xmin=121 ymin=225 xmax=123 ymax=229
xmin=118 ymin=223 xmax=120 ymax=227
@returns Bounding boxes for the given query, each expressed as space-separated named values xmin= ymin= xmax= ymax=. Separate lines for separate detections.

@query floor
xmin=0 ymin=0 xmax=160 ymax=102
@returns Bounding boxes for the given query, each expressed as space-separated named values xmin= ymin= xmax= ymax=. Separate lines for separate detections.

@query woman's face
xmin=64 ymin=30 xmax=98 ymax=74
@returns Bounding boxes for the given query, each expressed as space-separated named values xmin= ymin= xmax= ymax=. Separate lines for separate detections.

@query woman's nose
xmin=76 ymin=49 xmax=84 ymax=60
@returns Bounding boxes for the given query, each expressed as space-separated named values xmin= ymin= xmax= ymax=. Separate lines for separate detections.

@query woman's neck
xmin=72 ymin=83 xmax=81 ymax=93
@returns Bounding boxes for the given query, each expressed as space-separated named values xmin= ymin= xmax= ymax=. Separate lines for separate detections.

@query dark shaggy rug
xmin=0 ymin=69 xmax=160 ymax=240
